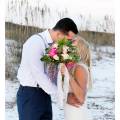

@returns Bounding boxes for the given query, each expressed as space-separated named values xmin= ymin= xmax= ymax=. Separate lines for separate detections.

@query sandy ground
xmin=5 ymin=46 xmax=115 ymax=120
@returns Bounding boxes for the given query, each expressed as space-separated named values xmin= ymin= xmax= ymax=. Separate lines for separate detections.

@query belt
xmin=20 ymin=84 xmax=41 ymax=89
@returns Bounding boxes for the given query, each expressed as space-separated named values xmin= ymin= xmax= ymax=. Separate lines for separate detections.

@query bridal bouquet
xmin=41 ymin=37 xmax=80 ymax=64
xmin=41 ymin=37 xmax=80 ymax=108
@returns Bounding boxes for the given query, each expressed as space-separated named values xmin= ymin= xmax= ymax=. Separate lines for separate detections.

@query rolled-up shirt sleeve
xmin=23 ymin=35 xmax=57 ymax=95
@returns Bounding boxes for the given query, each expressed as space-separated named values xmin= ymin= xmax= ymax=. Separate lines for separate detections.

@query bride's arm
xmin=69 ymin=65 xmax=88 ymax=105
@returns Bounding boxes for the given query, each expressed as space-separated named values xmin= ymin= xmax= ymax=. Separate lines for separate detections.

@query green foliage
xmin=40 ymin=37 xmax=80 ymax=64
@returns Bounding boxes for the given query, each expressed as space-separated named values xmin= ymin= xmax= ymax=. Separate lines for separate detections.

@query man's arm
xmin=24 ymin=35 xmax=57 ymax=95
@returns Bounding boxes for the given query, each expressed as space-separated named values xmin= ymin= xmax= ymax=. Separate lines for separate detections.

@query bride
xmin=59 ymin=36 xmax=93 ymax=120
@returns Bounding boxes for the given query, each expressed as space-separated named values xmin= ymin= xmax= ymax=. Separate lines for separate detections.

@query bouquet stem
xmin=62 ymin=74 xmax=64 ymax=82
xmin=62 ymin=74 xmax=64 ymax=89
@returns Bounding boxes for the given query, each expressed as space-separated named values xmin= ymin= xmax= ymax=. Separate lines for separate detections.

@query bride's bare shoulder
xmin=75 ymin=63 xmax=88 ymax=72
xmin=74 ymin=63 xmax=89 ymax=79
xmin=73 ymin=64 xmax=88 ymax=90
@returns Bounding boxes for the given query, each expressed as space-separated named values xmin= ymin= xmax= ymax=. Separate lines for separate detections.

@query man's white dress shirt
xmin=17 ymin=30 xmax=57 ymax=95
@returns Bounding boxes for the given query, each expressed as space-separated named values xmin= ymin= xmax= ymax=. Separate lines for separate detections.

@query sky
xmin=6 ymin=0 xmax=114 ymax=17
xmin=6 ymin=0 xmax=114 ymax=32
xmin=41 ymin=0 xmax=114 ymax=17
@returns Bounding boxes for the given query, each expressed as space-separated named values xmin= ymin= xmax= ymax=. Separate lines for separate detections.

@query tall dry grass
xmin=6 ymin=22 xmax=115 ymax=46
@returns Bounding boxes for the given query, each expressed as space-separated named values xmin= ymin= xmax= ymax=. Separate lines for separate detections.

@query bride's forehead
xmin=72 ymin=35 xmax=80 ymax=41
xmin=72 ymin=38 xmax=79 ymax=43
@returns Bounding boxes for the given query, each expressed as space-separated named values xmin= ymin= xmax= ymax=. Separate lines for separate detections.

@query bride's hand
xmin=67 ymin=93 xmax=81 ymax=108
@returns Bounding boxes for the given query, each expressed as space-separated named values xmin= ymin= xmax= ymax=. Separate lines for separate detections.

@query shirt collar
xmin=44 ymin=29 xmax=53 ymax=44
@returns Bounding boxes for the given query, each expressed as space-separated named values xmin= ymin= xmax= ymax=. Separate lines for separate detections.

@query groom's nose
xmin=66 ymin=31 xmax=76 ymax=40
xmin=66 ymin=36 xmax=75 ymax=41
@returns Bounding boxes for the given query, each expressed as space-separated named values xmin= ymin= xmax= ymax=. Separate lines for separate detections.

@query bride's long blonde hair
xmin=73 ymin=36 xmax=92 ymax=90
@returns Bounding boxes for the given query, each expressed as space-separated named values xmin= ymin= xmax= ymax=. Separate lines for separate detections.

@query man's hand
xmin=67 ymin=93 xmax=81 ymax=108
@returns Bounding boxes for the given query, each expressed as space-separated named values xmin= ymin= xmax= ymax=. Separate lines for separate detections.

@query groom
xmin=17 ymin=18 xmax=80 ymax=120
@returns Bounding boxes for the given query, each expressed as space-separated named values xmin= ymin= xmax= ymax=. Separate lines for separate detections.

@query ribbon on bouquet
xmin=57 ymin=63 xmax=70 ymax=109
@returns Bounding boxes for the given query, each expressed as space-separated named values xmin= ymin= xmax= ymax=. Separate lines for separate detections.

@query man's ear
xmin=56 ymin=30 xmax=60 ymax=36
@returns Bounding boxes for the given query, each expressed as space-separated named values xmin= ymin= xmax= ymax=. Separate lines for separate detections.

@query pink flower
xmin=48 ymin=48 xmax=57 ymax=57
xmin=66 ymin=61 xmax=76 ymax=70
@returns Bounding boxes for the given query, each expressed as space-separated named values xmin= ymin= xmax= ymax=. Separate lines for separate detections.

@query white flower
xmin=63 ymin=46 xmax=69 ymax=54
xmin=62 ymin=54 xmax=69 ymax=60
xmin=53 ymin=55 xmax=59 ymax=60
xmin=68 ymin=56 xmax=72 ymax=60
xmin=52 ymin=43 xmax=58 ymax=48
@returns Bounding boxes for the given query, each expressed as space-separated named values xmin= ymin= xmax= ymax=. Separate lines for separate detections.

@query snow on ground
xmin=5 ymin=46 xmax=115 ymax=120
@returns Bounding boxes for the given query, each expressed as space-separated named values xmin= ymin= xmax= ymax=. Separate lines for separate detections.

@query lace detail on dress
xmin=47 ymin=63 xmax=58 ymax=86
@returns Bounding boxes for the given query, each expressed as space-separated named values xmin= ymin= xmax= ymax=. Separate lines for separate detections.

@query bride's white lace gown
xmin=64 ymin=63 xmax=92 ymax=120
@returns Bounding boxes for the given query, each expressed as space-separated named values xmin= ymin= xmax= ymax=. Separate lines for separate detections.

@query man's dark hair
xmin=53 ymin=18 xmax=78 ymax=34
